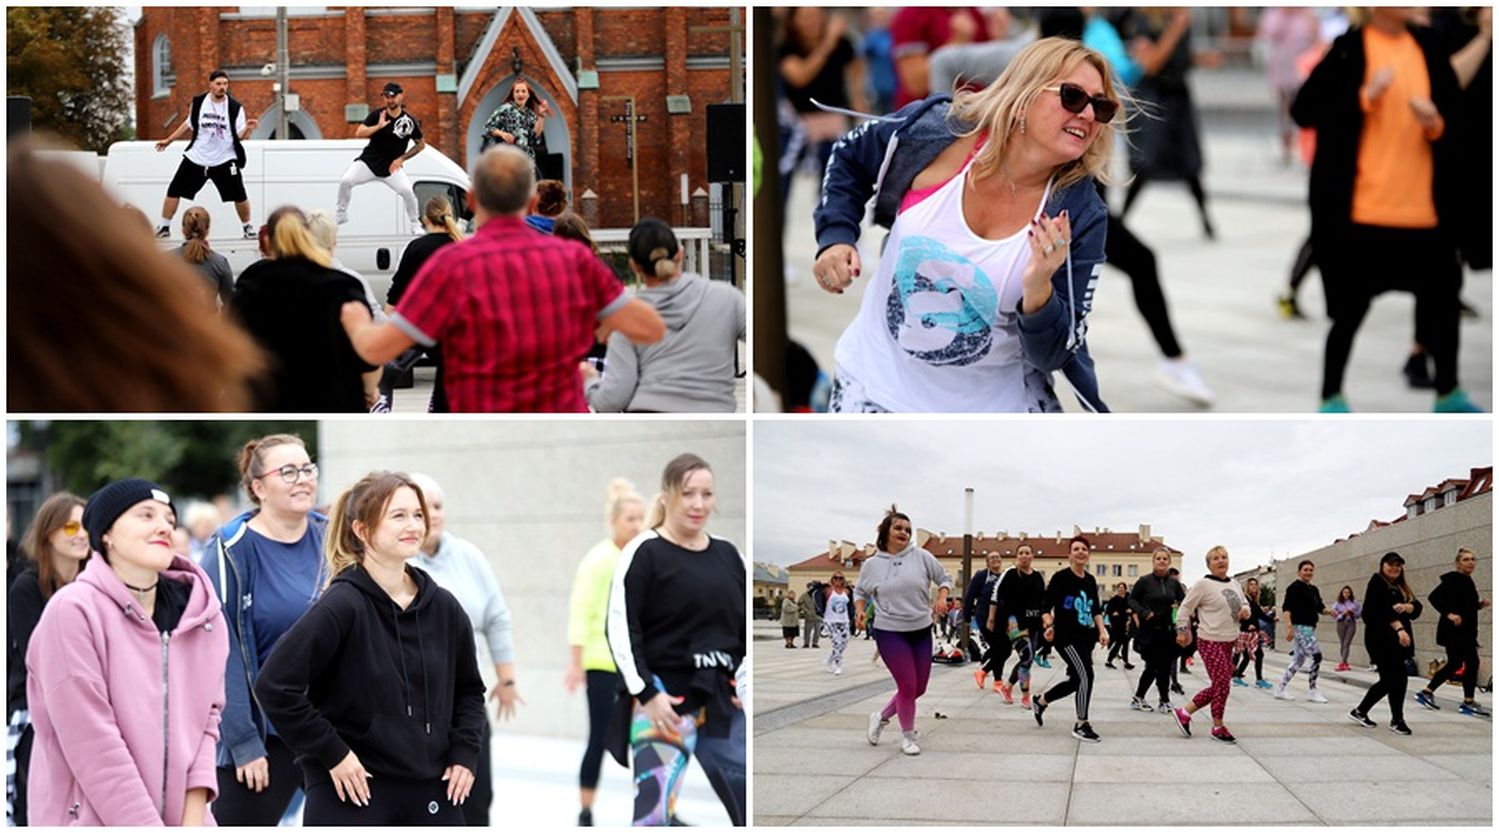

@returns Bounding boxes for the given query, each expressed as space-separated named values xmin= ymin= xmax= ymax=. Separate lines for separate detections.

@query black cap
xmin=382 ymin=82 xmax=404 ymax=96
xmin=1380 ymin=551 xmax=1406 ymax=566
xmin=82 ymin=478 xmax=176 ymax=556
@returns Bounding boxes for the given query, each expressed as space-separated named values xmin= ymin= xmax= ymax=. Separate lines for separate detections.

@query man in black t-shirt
xmin=336 ymin=82 xmax=426 ymax=234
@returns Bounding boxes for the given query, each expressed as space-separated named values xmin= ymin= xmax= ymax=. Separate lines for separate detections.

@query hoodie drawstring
xmin=392 ymin=600 xmax=414 ymax=720
xmin=416 ymin=607 xmax=430 ymax=735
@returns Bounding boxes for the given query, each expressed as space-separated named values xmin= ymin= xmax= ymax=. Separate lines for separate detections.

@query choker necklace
xmin=123 ymin=580 xmax=158 ymax=603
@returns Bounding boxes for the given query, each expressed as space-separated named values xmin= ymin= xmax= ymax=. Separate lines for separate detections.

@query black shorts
xmin=167 ymin=157 xmax=247 ymax=203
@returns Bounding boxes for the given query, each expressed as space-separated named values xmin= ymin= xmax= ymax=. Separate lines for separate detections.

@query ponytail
xmin=323 ymin=484 xmax=364 ymax=590
xmin=267 ymin=206 xmax=332 ymax=268
xmin=647 ymin=453 xmax=712 ymax=530
xmin=181 ymin=207 xmax=212 ymax=264
xmin=422 ymin=196 xmax=465 ymax=243
xmin=323 ymin=471 xmax=429 ymax=590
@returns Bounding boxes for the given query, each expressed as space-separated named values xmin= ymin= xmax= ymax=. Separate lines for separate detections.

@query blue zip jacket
xmin=814 ymin=95 xmax=1110 ymax=412
xmin=201 ymin=509 xmax=328 ymax=769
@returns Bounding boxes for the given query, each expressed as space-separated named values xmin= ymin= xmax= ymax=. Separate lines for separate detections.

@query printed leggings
xmin=1006 ymin=627 xmax=1039 ymax=692
xmin=873 ymin=627 xmax=934 ymax=733
xmin=1042 ymin=641 xmax=1096 ymax=722
xmin=826 ymin=622 xmax=851 ymax=670
xmin=1279 ymin=625 xmax=1322 ymax=690
xmin=630 ymin=707 xmax=745 ymax=827
xmin=1190 ymin=639 xmax=1235 ymax=721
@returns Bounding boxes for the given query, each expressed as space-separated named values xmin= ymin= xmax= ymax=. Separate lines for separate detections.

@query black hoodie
xmin=255 ymin=563 xmax=487 ymax=787
xmin=1429 ymin=569 xmax=1481 ymax=649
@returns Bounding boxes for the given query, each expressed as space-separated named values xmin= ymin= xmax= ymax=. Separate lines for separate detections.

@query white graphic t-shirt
xmin=825 ymin=590 xmax=850 ymax=624
xmin=185 ymin=96 xmax=245 ymax=167
xmin=832 ymin=143 xmax=1054 ymax=413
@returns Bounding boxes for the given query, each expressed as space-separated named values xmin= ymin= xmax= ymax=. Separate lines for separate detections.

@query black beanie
xmin=82 ymin=478 xmax=177 ymax=556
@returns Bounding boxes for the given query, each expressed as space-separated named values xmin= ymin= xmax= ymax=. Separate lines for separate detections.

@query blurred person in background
xmin=861 ymin=7 xmax=899 ymax=114
xmin=778 ymin=7 xmax=866 ymax=215
xmin=891 ymin=6 xmax=990 ymax=107
xmin=174 ymin=207 xmax=235 ymax=311
xmin=381 ymin=195 xmax=469 ymax=413
xmin=306 ymin=209 xmax=388 ymax=412
xmin=526 ymin=179 xmax=569 ymax=234
xmin=7 ymin=144 xmax=265 ymax=412
xmin=1258 ymin=8 xmax=1324 ymax=166
xmin=182 ymin=501 xmax=222 ymax=564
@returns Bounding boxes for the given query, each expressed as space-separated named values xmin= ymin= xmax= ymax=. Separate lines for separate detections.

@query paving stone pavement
xmin=751 ymin=623 xmax=1492 ymax=826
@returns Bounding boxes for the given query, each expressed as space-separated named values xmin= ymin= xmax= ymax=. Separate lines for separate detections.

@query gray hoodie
xmin=585 ymin=272 xmax=745 ymax=413
xmin=853 ymin=544 xmax=954 ymax=632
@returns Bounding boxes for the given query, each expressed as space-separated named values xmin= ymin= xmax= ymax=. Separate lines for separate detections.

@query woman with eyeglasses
xmin=25 ymin=479 xmax=228 ymax=825
xmin=201 ymin=434 xmax=327 ymax=825
xmin=812 ymin=36 xmax=1121 ymax=413
xmin=7 ymin=492 xmax=87 ymax=825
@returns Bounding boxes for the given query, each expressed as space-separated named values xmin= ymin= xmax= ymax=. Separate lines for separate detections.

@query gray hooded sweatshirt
xmin=585 ymin=272 xmax=745 ymax=413
xmin=853 ymin=544 xmax=954 ymax=632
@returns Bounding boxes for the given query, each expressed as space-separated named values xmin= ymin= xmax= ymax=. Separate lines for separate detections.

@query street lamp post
xmin=276 ymin=7 xmax=289 ymax=139
xmin=960 ymin=487 xmax=974 ymax=656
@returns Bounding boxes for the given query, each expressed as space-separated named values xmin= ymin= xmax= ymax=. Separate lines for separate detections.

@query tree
xmin=7 ymin=7 xmax=133 ymax=152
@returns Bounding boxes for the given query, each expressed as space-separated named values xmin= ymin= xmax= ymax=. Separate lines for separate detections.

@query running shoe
xmin=1210 ymin=726 xmax=1237 ymax=744
xmin=834 ymin=666 xmax=842 ymax=676
xmin=1403 ymin=353 xmax=1434 ymax=389
xmin=974 ymin=669 xmax=988 ymax=690
xmin=1157 ymin=699 xmax=1172 ymax=713
xmin=1348 ymin=709 xmax=1376 ymax=728
xmin=1307 ymin=689 xmax=1329 ymax=704
xmin=1415 ymin=690 xmax=1439 ymax=711
xmin=1072 ymin=723 xmax=1101 ymax=743
xmin=1171 ymin=684 xmax=1186 ymax=696
xmin=901 ymin=731 xmax=921 ymax=755
xmin=1232 ymin=677 xmax=1248 ymax=688
xmin=1255 ymin=679 xmax=1273 ymax=690
xmin=579 ymin=808 xmax=594 ymax=826
xmin=997 ymin=681 xmax=1014 ymax=705
xmin=1035 ymin=656 xmax=1052 ymax=669
xmin=1105 ymin=660 xmax=1116 ymax=669
xmin=1156 ymin=357 xmax=1217 ymax=406
xmin=1319 ymin=395 xmax=1352 ymax=414
xmin=242 ymin=223 xmax=257 ymax=240
xmin=1123 ymin=662 xmax=1136 ymax=670
xmin=1033 ymin=697 xmax=1047 ymax=727
xmin=1435 ymin=389 xmax=1485 ymax=413
xmin=1273 ymin=685 xmax=1295 ymax=701
xmin=1457 ymin=702 xmax=1491 ymax=717
xmin=1173 ymin=707 xmax=1192 ymax=737
xmin=1277 ymin=293 xmax=1305 ymax=320
xmin=1130 ymin=696 xmax=1152 ymax=711
xmin=867 ymin=710 xmax=887 ymax=745
xmin=155 ymin=225 xmax=171 ymax=239
xmin=1336 ymin=662 xmax=1350 ymax=671
xmin=1389 ymin=721 xmax=1412 ymax=736
xmin=1020 ymin=692 xmax=1032 ymax=709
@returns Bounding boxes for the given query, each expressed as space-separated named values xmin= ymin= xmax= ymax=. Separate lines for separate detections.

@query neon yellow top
xmin=568 ymin=538 xmax=621 ymax=672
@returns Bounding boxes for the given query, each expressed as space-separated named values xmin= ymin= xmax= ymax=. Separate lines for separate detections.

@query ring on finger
xmin=1042 ymin=242 xmax=1055 ymax=254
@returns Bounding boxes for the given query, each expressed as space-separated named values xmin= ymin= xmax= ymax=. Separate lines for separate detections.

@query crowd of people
xmin=784 ymin=514 xmax=1488 ymax=753
xmin=11 ymin=68 xmax=746 ymax=414
xmin=775 ymin=6 xmax=1491 ymax=413
xmin=6 ymin=444 xmax=747 ymax=826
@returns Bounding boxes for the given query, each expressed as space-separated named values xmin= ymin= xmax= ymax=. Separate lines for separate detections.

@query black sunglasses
xmin=1044 ymin=83 xmax=1118 ymax=124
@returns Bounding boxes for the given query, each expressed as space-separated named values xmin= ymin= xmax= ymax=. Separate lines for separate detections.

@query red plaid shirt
xmin=392 ymin=216 xmax=627 ymax=412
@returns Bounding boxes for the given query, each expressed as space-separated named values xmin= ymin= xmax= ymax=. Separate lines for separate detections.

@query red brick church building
xmin=134 ymin=6 xmax=742 ymax=228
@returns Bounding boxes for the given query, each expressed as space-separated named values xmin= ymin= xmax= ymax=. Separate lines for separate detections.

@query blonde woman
xmin=606 ymin=454 xmax=745 ymax=826
xmin=230 ymin=205 xmax=376 ymax=411
xmin=564 ymin=478 xmax=645 ymax=826
xmin=255 ymin=472 xmax=486 ymax=824
xmin=1169 ymin=546 xmax=1251 ymax=744
xmin=813 ymin=37 xmax=1123 ymax=413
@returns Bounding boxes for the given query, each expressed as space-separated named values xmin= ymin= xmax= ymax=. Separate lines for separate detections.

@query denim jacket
xmin=813 ymin=95 xmax=1110 ymax=412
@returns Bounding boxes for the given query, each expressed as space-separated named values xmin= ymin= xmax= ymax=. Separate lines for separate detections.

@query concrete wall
xmin=1278 ymin=492 xmax=1491 ymax=678
xmin=316 ymin=419 xmax=745 ymax=739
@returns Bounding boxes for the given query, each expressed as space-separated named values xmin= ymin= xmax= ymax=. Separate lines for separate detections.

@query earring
xmin=1018 ymin=116 xmax=1027 ymax=135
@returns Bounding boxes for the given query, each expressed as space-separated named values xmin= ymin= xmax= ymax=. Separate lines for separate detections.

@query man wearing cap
xmin=155 ymin=69 xmax=259 ymax=240
xmin=336 ymin=82 xmax=425 ymax=234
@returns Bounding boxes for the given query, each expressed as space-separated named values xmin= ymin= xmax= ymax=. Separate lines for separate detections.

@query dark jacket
xmin=1105 ymin=595 xmax=1132 ymax=632
xmin=255 ymin=564 xmax=487 ymax=787
xmin=963 ymin=569 xmax=1000 ymax=629
xmin=200 ymin=510 xmax=328 ymax=769
xmin=813 ymin=95 xmax=1111 ymax=412
xmin=1428 ymin=570 xmax=1480 ymax=649
xmin=7 ymin=566 xmax=45 ymax=716
xmin=1291 ymin=25 xmax=1462 ymax=248
xmin=388 ymin=232 xmax=457 ymax=307
xmin=1361 ymin=573 xmax=1423 ymax=661
xmin=1128 ymin=571 xmax=1184 ymax=648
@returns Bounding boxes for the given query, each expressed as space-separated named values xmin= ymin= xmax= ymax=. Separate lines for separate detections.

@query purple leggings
xmin=874 ymin=627 xmax=933 ymax=732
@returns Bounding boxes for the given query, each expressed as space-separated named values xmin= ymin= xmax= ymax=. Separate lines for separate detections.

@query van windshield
xmin=414 ymin=181 xmax=474 ymax=232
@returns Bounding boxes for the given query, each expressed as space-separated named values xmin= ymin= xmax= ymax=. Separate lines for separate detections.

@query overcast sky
xmin=755 ymin=419 xmax=1490 ymax=582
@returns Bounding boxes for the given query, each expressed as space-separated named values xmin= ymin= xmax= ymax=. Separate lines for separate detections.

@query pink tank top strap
xmin=898 ymin=131 xmax=990 ymax=214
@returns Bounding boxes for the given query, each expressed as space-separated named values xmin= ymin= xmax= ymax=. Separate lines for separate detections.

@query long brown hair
xmin=646 ymin=453 xmax=713 ymax=529
xmin=182 ymin=206 xmax=213 ymax=264
xmin=7 ymin=142 xmax=265 ymax=411
xmin=552 ymin=212 xmax=599 ymax=255
xmin=324 ymin=471 xmax=429 ymax=589
xmin=21 ymin=492 xmax=87 ymax=600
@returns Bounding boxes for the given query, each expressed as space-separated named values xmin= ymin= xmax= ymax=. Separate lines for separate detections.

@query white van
xmin=102 ymin=140 xmax=473 ymax=301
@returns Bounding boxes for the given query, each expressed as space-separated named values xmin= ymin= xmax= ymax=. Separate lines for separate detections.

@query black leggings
xmin=1288 ymin=236 xmax=1316 ymax=292
xmin=1042 ymin=641 xmax=1096 ymax=722
xmin=1428 ymin=643 xmax=1480 ymax=701
xmin=211 ymin=734 xmax=303 ymax=826
xmin=1121 ymin=174 xmax=1213 ymax=235
xmin=580 ymin=670 xmax=621 ymax=790
xmin=1106 ymin=625 xmax=1131 ymax=663
xmin=1234 ymin=644 xmax=1265 ymax=681
xmin=1135 ymin=637 xmax=1175 ymax=701
xmin=1356 ymin=648 xmax=1409 ymax=723
xmin=1320 ymin=225 xmax=1461 ymax=399
xmin=981 ymin=627 xmax=1011 ymax=676
xmin=462 ymin=722 xmax=491 ymax=826
xmin=303 ymin=776 xmax=465 ymax=826
xmin=1106 ymin=216 xmax=1184 ymax=358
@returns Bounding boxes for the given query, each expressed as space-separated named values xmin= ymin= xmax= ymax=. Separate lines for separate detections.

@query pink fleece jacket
xmin=25 ymin=554 xmax=228 ymax=826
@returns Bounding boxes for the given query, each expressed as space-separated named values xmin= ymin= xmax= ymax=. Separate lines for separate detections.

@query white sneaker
xmin=1273 ymin=685 xmax=1295 ymax=701
xmin=1156 ymin=358 xmax=1215 ymax=406
xmin=901 ymin=731 xmax=921 ymax=755
xmin=1307 ymin=689 xmax=1329 ymax=704
xmin=867 ymin=710 xmax=886 ymax=746
xmin=834 ymin=666 xmax=843 ymax=676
